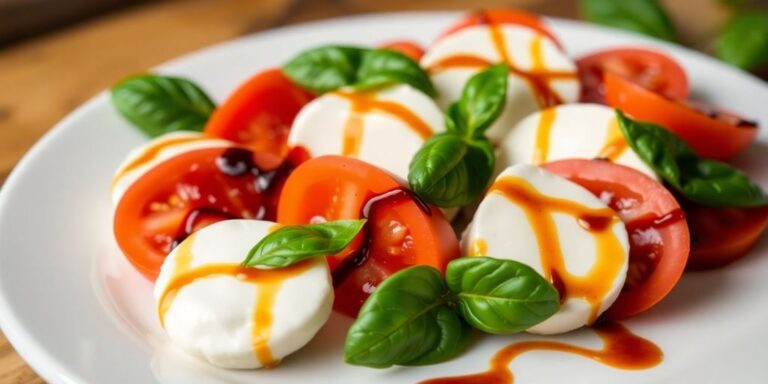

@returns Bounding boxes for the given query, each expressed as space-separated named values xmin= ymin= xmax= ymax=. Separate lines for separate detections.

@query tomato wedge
xmin=114 ymin=147 xmax=292 ymax=280
xmin=204 ymin=68 xmax=314 ymax=158
xmin=684 ymin=203 xmax=768 ymax=270
xmin=277 ymin=155 xmax=460 ymax=317
xmin=543 ymin=159 xmax=689 ymax=320
xmin=605 ymin=72 xmax=758 ymax=160
xmin=437 ymin=8 xmax=562 ymax=48
xmin=577 ymin=47 xmax=688 ymax=103
xmin=379 ymin=39 xmax=426 ymax=61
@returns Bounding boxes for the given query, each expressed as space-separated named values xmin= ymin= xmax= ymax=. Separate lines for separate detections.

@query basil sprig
xmin=715 ymin=11 xmax=768 ymax=71
xmin=283 ymin=45 xmax=436 ymax=97
xmin=111 ymin=74 xmax=216 ymax=138
xmin=617 ymin=111 xmax=768 ymax=207
xmin=344 ymin=257 xmax=559 ymax=368
xmin=242 ymin=220 xmax=366 ymax=268
xmin=580 ymin=0 xmax=676 ymax=42
xmin=408 ymin=64 xmax=508 ymax=208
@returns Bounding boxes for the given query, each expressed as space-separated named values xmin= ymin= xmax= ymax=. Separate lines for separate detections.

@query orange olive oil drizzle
xmin=333 ymin=90 xmax=435 ymax=157
xmin=531 ymin=108 xmax=557 ymax=164
xmin=597 ymin=118 xmax=630 ymax=161
xmin=487 ymin=177 xmax=625 ymax=322
xmin=111 ymin=135 xmax=208 ymax=188
xmin=157 ymin=231 xmax=313 ymax=368
xmin=419 ymin=322 xmax=662 ymax=384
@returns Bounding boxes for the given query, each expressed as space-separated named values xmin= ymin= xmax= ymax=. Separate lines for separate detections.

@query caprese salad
xmin=109 ymin=9 xmax=767 ymax=382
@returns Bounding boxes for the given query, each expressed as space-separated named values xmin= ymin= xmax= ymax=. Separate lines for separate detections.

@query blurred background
xmin=0 ymin=0 xmax=766 ymax=381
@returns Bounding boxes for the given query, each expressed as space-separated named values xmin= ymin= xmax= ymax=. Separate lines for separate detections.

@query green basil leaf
xmin=580 ymin=0 xmax=676 ymax=42
xmin=242 ymin=219 xmax=366 ymax=267
xmin=617 ymin=110 xmax=768 ymax=207
xmin=111 ymin=74 xmax=215 ymax=137
xmin=716 ymin=11 xmax=768 ymax=70
xmin=408 ymin=133 xmax=495 ymax=208
xmin=456 ymin=63 xmax=508 ymax=138
xmin=344 ymin=266 xmax=471 ymax=368
xmin=355 ymin=49 xmax=436 ymax=97
xmin=283 ymin=45 xmax=368 ymax=94
xmin=446 ymin=257 xmax=560 ymax=334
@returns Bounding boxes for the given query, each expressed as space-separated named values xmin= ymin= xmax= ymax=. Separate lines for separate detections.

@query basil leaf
xmin=455 ymin=64 xmax=508 ymax=138
xmin=716 ymin=11 xmax=768 ymax=70
xmin=446 ymin=257 xmax=560 ymax=334
xmin=111 ymin=74 xmax=215 ymax=138
xmin=617 ymin=111 xmax=768 ymax=207
xmin=355 ymin=49 xmax=436 ymax=97
xmin=242 ymin=219 xmax=366 ymax=267
xmin=283 ymin=45 xmax=367 ymax=94
xmin=580 ymin=0 xmax=676 ymax=42
xmin=344 ymin=266 xmax=471 ymax=368
xmin=408 ymin=134 xmax=495 ymax=208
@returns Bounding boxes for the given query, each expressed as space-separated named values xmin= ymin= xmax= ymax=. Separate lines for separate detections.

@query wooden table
xmin=0 ymin=0 xmax=731 ymax=381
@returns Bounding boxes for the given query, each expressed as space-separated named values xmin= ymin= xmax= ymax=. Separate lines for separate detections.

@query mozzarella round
xmin=420 ymin=25 xmax=579 ymax=144
xmin=462 ymin=164 xmax=629 ymax=334
xmin=497 ymin=103 xmax=657 ymax=178
xmin=154 ymin=219 xmax=333 ymax=369
xmin=287 ymin=83 xmax=444 ymax=181
xmin=111 ymin=132 xmax=231 ymax=204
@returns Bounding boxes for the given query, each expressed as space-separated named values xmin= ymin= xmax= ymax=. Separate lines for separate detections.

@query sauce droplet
xmin=419 ymin=322 xmax=662 ymax=384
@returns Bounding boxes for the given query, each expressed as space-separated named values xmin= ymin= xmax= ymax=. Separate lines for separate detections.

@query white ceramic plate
xmin=1 ymin=11 xmax=767 ymax=384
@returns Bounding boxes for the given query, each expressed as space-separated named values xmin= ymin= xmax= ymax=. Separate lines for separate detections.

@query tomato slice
xmin=379 ymin=39 xmax=426 ymax=61
xmin=436 ymin=8 xmax=562 ymax=48
xmin=542 ymin=159 xmax=689 ymax=320
xmin=577 ymin=47 xmax=688 ymax=103
xmin=684 ymin=203 xmax=768 ymax=270
xmin=277 ymin=155 xmax=460 ymax=317
xmin=605 ymin=72 xmax=758 ymax=160
xmin=114 ymin=147 xmax=293 ymax=280
xmin=204 ymin=68 xmax=314 ymax=158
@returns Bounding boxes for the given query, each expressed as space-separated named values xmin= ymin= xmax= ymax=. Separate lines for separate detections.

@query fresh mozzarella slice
xmin=287 ymin=83 xmax=444 ymax=182
xmin=111 ymin=132 xmax=231 ymax=204
xmin=420 ymin=25 xmax=579 ymax=144
xmin=462 ymin=164 xmax=629 ymax=334
xmin=497 ymin=103 xmax=657 ymax=178
xmin=154 ymin=219 xmax=333 ymax=369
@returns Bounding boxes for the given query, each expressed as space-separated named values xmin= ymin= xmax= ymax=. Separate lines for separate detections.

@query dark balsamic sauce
xmin=331 ymin=187 xmax=431 ymax=287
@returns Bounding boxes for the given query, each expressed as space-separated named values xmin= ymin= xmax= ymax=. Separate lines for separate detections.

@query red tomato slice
xmin=436 ymin=8 xmax=562 ymax=48
xmin=204 ymin=68 xmax=314 ymax=158
xmin=114 ymin=147 xmax=293 ymax=280
xmin=543 ymin=159 xmax=689 ymax=320
xmin=684 ymin=203 xmax=768 ymax=270
xmin=379 ymin=39 xmax=426 ymax=61
xmin=277 ymin=155 xmax=460 ymax=317
xmin=577 ymin=47 xmax=688 ymax=103
xmin=605 ymin=72 xmax=758 ymax=160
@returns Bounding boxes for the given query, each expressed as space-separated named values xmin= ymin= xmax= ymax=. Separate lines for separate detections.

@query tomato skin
xmin=605 ymin=72 xmax=758 ymax=160
xmin=437 ymin=8 xmax=562 ymax=48
xmin=685 ymin=204 xmax=768 ymax=270
xmin=114 ymin=147 xmax=288 ymax=280
xmin=577 ymin=47 xmax=688 ymax=104
xmin=379 ymin=40 xmax=425 ymax=61
xmin=542 ymin=159 xmax=689 ymax=320
xmin=277 ymin=155 xmax=460 ymax=316
xmin=204 ymin=68 xmax=314 ymax=158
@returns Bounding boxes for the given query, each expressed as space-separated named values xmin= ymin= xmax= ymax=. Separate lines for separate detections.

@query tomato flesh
xmin=577 ymin=47 xmax=688 ymax=104
xmin=684 ymin=203 xmax=768 ymax=270
xmin=379 ymin=40 xmax=426 ymax=61
xmin=543 ymin=159 xmax=689 ymax=320
xmin=114 ymin=147 xmax=292 ymax=280
xmin=204 ymin=68 xmax=314 ymax=158
xmin=277 ymin=155 xmax=460 ymax=317
xmin=605 ymin=72 xmax=758 ymax=160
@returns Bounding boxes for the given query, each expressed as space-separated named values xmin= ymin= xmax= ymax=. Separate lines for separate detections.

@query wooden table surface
xmin=0 ymin=0 xmax=731 ymax=381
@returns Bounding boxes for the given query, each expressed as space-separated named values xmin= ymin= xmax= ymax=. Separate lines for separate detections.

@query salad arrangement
xmin=109 ymin=9 xmax=766 ymax=382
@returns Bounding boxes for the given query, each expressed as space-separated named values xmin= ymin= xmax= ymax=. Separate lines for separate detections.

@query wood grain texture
xmin=0 ymin=0 xmax=730 ymax=382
